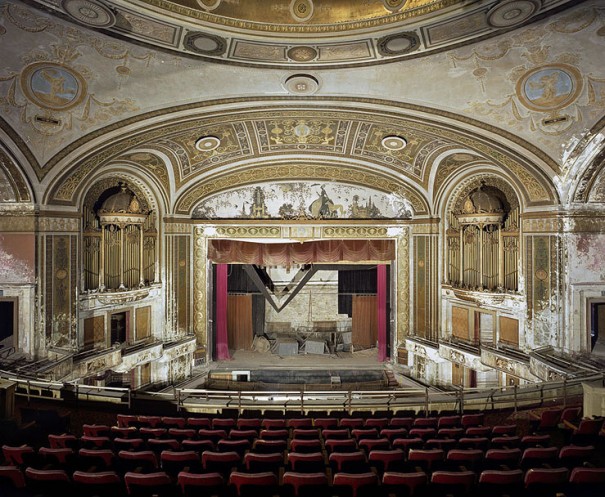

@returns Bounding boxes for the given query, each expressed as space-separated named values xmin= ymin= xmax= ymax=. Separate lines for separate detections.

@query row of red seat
xmin=2 ymin=464 xmax=605 ymax=497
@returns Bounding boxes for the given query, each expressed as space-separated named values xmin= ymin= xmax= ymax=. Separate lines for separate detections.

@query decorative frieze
xmin=323 ymin=226 xmax=388 ymax=238
xmin=439 ymin=342 xmax=491 ymax=372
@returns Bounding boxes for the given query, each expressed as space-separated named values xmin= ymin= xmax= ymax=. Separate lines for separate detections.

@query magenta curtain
xmin=215 ymin=264 xmax=231 ymax=360
xmin=377 ymin=264 xmax=387 ymax=362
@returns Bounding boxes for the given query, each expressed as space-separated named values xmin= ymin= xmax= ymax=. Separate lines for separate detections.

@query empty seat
xmin=368 ymin=449 xmax=404 ymax=474
xmin=139 ymin=427 xmax=167 ymax=440
xmin=83 ymin=424 xmax=111 ymax=437
xmin=137 ymin=416 xmax=162 ymax=428
xmin=161 ymin=417 xmax=186 ymax=429
xmin=261 ymin=419 xmax=286 ymax=430
xmin=520 ymin=434 xmax=551 ymax=449
xmin=198 ymin=429 xmax=229 ymax=444
xmin=124 ymin=471 xmax=172 ymax=497
xmin=24 ymin=468 xmax=71 ymax=496
xmin=283 ymin=471 xmax=330 ymax=497
xmin=212 ymin=418 xmax=236 ymax=431
xmin=80 ymin=436 xmax=112 ymax=450
xmin=167 ymin=428 xmax=196 ymax=441
xmin=325 ymin=438 xmax=358 ymax=454
xmin=529 ymin=408 xmax=563 ymax=433
xmin=329 ymin=451 xmax=368 ymax=474
xmin=117 ymin=450 xmax=158 ymax=474
xmin=117 ymin=414 xmax=138 ymax=428
xmin=332 ymin=471 xmax=378 ymax=497
xmin=430 ymin=470 xmax=476 ymax=497
xmin=458 ymin=437 xmax=490 ymax=450
xmin=437 ymin=427 xmax=464 ymax=439
xmin=413 ymin=417 xmax=437 ymax=428
xmin=382 ymin=471 xmax=427 ymax=497
xmin=48 ymin=434 xmax=78 ymax=449
xmin=567 ymin=418 xmax=605 ymax=446
xmin=177 ymin=471 xmax=224 ymax=497
xmin=351 ymin=428 xmax=379 ymax=441
xmin=358 ymin=438 xmax=390 ymax=454
xmin=113 ymin=437 xmax=145 ymax=452
xmin=288 ymin=451 xmax=325 ymax=473
xmin=520 ymin=446 xmax=558 ymax=470
xmin=292 ymin=428 xmax=320 ymax=440
xmin=72 ymin=470 xmax=122 ymax=497
xmin=461 ymin=413 xmax=484 ymax=428
xmin=491 ymin=425 xmax=517 ymax=436
xmin=3 ymin=445 xmax=36 ymax=467
xmin=322 ymin=428 xmax=350 ymax=440
xmin=217 ymin=438 xmax=250 ymax=456
xmin=389 ymin=417 xmax=414 ymax=429
xmin=251 ymin=439 xmax=287 ymax=454
xmin=490 ymin=435 xmax=521 ymax=449
xmin=568 ymin=467 xmax=605 ymax=497
xmin=259 ymin=429 xmax=289 ymax=441
xmin=524 ymin=467 xmax=569 ymax=497
xmin=364 ymin=418 xmax=389 ymax=430
xmin=478 ymin=469 xmax=524 ymax=497
xmin=111 ymin=426 xmax=138 ymax=439
xmin=237 ymin=418 xmax=261 ymax=430
xmin=408 ymin=428 xmax=437 ymax=440
xmin=407 ymin=448 xmax=445 ymax=472
xmin=202 ymin=450 xmax=241 ymax=476
xmin=0 ymin=466 xmax=25 ymax=490
xmin=38 ymin=447 xmax=75 ymax=469
xmin=160 ymin=449 xmax=201 ymax=477
xmin=380 ymin=428 xmax=407 ymax=442
xmin=244 ymin=452 xmax=284 ymax=474
xmin=391 ymin=437 xmax=424 ymax=455
xmin=181 ymin=438 xmax=214 ymax=453
xmin=558 ymin=445 xmax=595 ymax=469
xmin=229 ymin=471 xmax=278 ymax=497
xmin=445 ymin=449 xmax=484 ymax=472
xmin=465 ymin=426 xmax=491 ymax=437
xmin=438 ymin=415 xmax=461 ymax=428
xmin=339 ymin=418 xmax=364 ymax=430
xmin=186 ymin=417 xmax=211 ymax=429
xmin=288 ymin=418 xmax=313 ymax=429
xmin=484 ymin=448 xmax=522 ymax=470
xmin=78 ymin=448 xmax=115 ymax=470
xmin=314 ymin=418 xmax=339 ymax=430
xmin=424 ymin=438 xmax=457 ymax=453
xmin=290 ymin=439 xmax=322 ymax=454
xmin=147 ymin=438 xmax=180 ymax=454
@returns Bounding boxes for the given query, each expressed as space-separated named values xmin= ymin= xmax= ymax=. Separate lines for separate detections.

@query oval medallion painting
xmin=22 ymin=63 xmax=86 ymax=111
xmin=517 ymin=64 xmax=582 ymax=112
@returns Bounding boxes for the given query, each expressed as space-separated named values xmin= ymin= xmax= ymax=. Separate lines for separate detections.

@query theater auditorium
xmin=1 ymin=0 xmax=605 ymax=495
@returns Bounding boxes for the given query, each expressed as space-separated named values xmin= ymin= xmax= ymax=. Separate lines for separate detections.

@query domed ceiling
xmin=44 ymin=0 xmax=573 ymax=67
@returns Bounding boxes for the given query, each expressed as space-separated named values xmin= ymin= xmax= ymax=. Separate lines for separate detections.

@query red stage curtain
xmin=377 ymin=265 xmax=387 ymax=362
xmin=215 ymin=264 xmax=230 ymax=360
xmin=209 ymin=239 xmax=394 ymax=265
xmin=227 ymin=295 xmax=253 ymax=351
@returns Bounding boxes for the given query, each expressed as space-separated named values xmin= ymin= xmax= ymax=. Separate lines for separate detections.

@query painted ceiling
xmin=0 ymin=0 xmax=604 ymax=215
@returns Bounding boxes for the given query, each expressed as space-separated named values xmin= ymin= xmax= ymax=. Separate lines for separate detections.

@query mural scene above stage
xmin=192 ymin=182 xmax=413 ymax=220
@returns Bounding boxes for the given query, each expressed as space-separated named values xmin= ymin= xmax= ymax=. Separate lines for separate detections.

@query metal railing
xmin=2 ymin=370 xmax=602 ymax=415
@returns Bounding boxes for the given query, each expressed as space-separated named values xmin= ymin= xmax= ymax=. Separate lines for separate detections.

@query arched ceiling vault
xmin=42 ymin=98 xmax=559 ymax=213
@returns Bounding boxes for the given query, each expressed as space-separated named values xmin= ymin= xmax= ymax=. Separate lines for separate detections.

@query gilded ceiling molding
xmin=0 ymin=148 xmax=33 ymax=202
xmin=174 ymin=162 xmax=430 ymax=216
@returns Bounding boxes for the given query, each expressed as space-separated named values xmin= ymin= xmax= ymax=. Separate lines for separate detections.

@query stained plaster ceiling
xmin=1 ymin=0 xmax=605 ymax=214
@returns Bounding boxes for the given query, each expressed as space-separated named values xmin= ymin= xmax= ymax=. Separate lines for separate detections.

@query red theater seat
xmin=478 ymin=469 xmax=524 ymax=497
xmin=2 ymin=445 xmax=36 ymax=467
xmin=287 ymin=451 xmax=325 ymax=473
xmin=72 ymin=470 xmax=122 ymax=497
xmin=217 ymin=438 xmax=250 ymax=456
xmin=202 ymin=450 xmax=241 ymax=476
xmin=380 ymin=428 xmax=407 ymax=441
xmin=212 ymin=418 xmax=236 ymax=431
xmin=332 ymin=471 xmax=378 ymax=497
xmin=351 ymin=428 xmax=378 ymax=441
xmin=325 ymin=438 xmax=358 ymax=454
xmin=322 ymin=428 xmax=350 ymax=439
xmin=160 ymin=450 xmax=201 ymax=477
xmin=186 ymin=417 xmax=211 ymax=429
xmin=113 ymin=437 xmax=145 ymax=452
xmin=290 ymin=439 xmax=322 ymax=454
xmin=424 ymin=438 xmax=457 ymax=452
xmin=24 ymin=468 xmax=71 ymax=496
xmin=198 ymin=429 xmax=229 ymax=444
xmin=161 ymin=417 xmax=186 ymax=429
xmin=83 ymin=424 xmax=111 ymax=437
xmin=147 ymin=438 xmax=181 ymax=454
xmin=430 ymin=470 xmax=476 ymax=497
xmin=464 ymin=426 xmax=491 ymax=437
xmin=111 ymin=426 xmax=138 ymax=439
xmin=357 ymin=438 xmax=390 ymax=454
xmin=181 ymin=438 xmax=214 ymax=453
xmin=339 ymin=418 xmax=364 ymax=430
xmin=391 ymin=437 xmax=424 ymax=455
xmin=288 ymin=418 xmax=313 ymax=429
xmin=167 ymin=428 xmax=196 ymax=441
xmin=437 ymin=427 xmax=464 ymax=439
xmin=568 ymin=467 xmax=605 ymax=497
xmin=408 ymin=427 xmax=437 ymax=440
xmin=407 ymin=448 xmax=445 ymax=472
xmin=244 ymin=452 xmax=284 ymax=474
xmin=529 ymin=408 xmax=563 ymax=432
xmin=445 ymin=448 xmax=484 ymax=472
xmin=292 ymin=428 xmax=320 ymax=440
xmin=461 ymin=413 xmax=484 ymax=428
xmin=458 ymin=436 xmax=490 ymax=450
xmin=364 ymin=418 xmax=389 ymax=430
xmin=437 ymin=415 xmax=461 ymax=428
xmin=491 ymin=425 xmax=517 ymax=436
xmin=329 ymin=451 xmax=368 ymax=473
xmin=237 ymin=418 xmax=261 ymax=430
xmin=177 ymin=471 xmax=224 ymax=497
xmin=48 ymin=434 xmax=78 ymax=449
xmin=368 ymin=448 xmax=404 ymax=474
xmin=117 ymin=450 xmax=158 ymax=474
xmin=558 ymin=444 xmax=595 ymax=469
xmin=0 ymin=466 xmax=25 ymax=489
xmin=283 ymin=471 xmax=330 ymax=497
xmin=520 ymin=434 xmax=551 ymax=448
xmin=137 ymin=416 xmax=161 ymax=428
xmin=38 ymin=447 xmax=75 ymax=468
xmin=413 ymin=417 xmax=437 ymax=428
xmin=490 ymin=435 xmax=521 ymax=449
xmin=567 ymin=418 xmax=605 ymax=446
xmin=78 ymin=448 xmax=115 ymax=470
xmin=117 ymin=415 xmax=138 ymax=428
xmin=520 ymin=446 xmax=558 ymax=470
xmin=484 ymin=448 xmax=522 ymax=470
xmin=389 ymin=417 xmax=414 ymax=429
xmin=228 ymin=471 xmax=278 ymax=497
xmin=382 ymin=471 xmax=427 ymax=497
xmin=261 ymin=419 xmax=286 ymax=430
xmin=124 ymin=471 xmax=172 ymax=497
xmin=251 ymin=439 xmax=287 ymax=454
xmin=260 ymin=428 xmax=289 ymax=441
xmin=139 ymin=427 xmax=167 ymax=440
xmin=314 ymin=418 xmax=339 ymax=430
xmin=524 ymin=467 xmax=569 ymax=497
xmin=80 ymin=435 xmax=112 ymax=450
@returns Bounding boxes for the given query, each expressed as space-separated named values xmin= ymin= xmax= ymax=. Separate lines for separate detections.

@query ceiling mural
xmin=191 ymin=181 xmax=414 ymax=220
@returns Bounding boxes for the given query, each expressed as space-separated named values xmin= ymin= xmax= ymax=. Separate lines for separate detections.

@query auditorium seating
xmin=2 ymin=405 xmax=603 ymax=497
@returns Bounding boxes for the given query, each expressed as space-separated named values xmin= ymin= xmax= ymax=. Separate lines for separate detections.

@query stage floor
xmin=209 ymin=347 xmax=381 ymax=371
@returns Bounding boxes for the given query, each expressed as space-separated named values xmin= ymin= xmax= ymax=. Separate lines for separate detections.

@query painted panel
xmin=452 ymin=306 xmax=469 ymax=340
xmin=499 ymin=316 xmax=519 ymax=346
xmin=0 ymin=234 xmax=35 ymax=283
xmin=135 ymin=306 xmax=151 ymax=341
xmin=192 ymin=181 xmax=413 ymax=220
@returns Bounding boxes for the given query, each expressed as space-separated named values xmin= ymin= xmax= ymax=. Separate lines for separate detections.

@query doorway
xmin=110 ymin=311 xmax=129 ymax=345
xmin=0 ymin=299 xmax=17 ymax=350
xmin=589 ymin=301 xmax=605 ymax=351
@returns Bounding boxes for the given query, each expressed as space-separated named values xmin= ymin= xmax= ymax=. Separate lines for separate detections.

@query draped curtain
xmin=227 ymin=295 xmax=253 ymax=351
xmin=215 ymin=264 xmax=231 ymax=360
xmin=352 ymin=295 xmax=377 ymax=349
xmin=377 ymin=264 xmax=387 ymax=362
xmin=209 ymin=239 xmax=394 ymax=265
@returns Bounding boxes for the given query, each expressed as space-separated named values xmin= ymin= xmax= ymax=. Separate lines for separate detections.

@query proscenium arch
xmin=175 ymin=159 xmax=430 ymax=216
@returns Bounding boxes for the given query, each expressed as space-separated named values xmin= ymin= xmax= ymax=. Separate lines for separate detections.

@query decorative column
xmin=119 ymin=225 xmax=125 ymax=290
xmin=99 ymin=225 xmax=105 ymax=291
xmin=396 ymin=227 xmax=410 ymax=348
xmin=193 ymin=227 xmax=208 ymax=352
xmin=139 ymin=225 xmax=145 ymax=287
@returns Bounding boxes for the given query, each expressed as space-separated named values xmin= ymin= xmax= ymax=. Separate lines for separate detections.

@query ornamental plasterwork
xmin=397 ymin=228 xmax=410 ymax=345
xmin=175 ymin=162 xmax=429 ymax=215
xmin=193 ymin=228 xmax=207 ymax=348
xmin=0 ymin=149 xmax=31 ymax=202
xmin=457 ymin=4 xmax=605 ymax=140
xmin=323 ymin=227 xmax=389 ymax=238
xmin=115 ymin=152 xmax=170 ymax=194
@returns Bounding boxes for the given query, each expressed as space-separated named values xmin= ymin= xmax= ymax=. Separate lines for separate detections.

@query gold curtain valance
xmin=208 ymin=239 xmax=394 ymax=265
